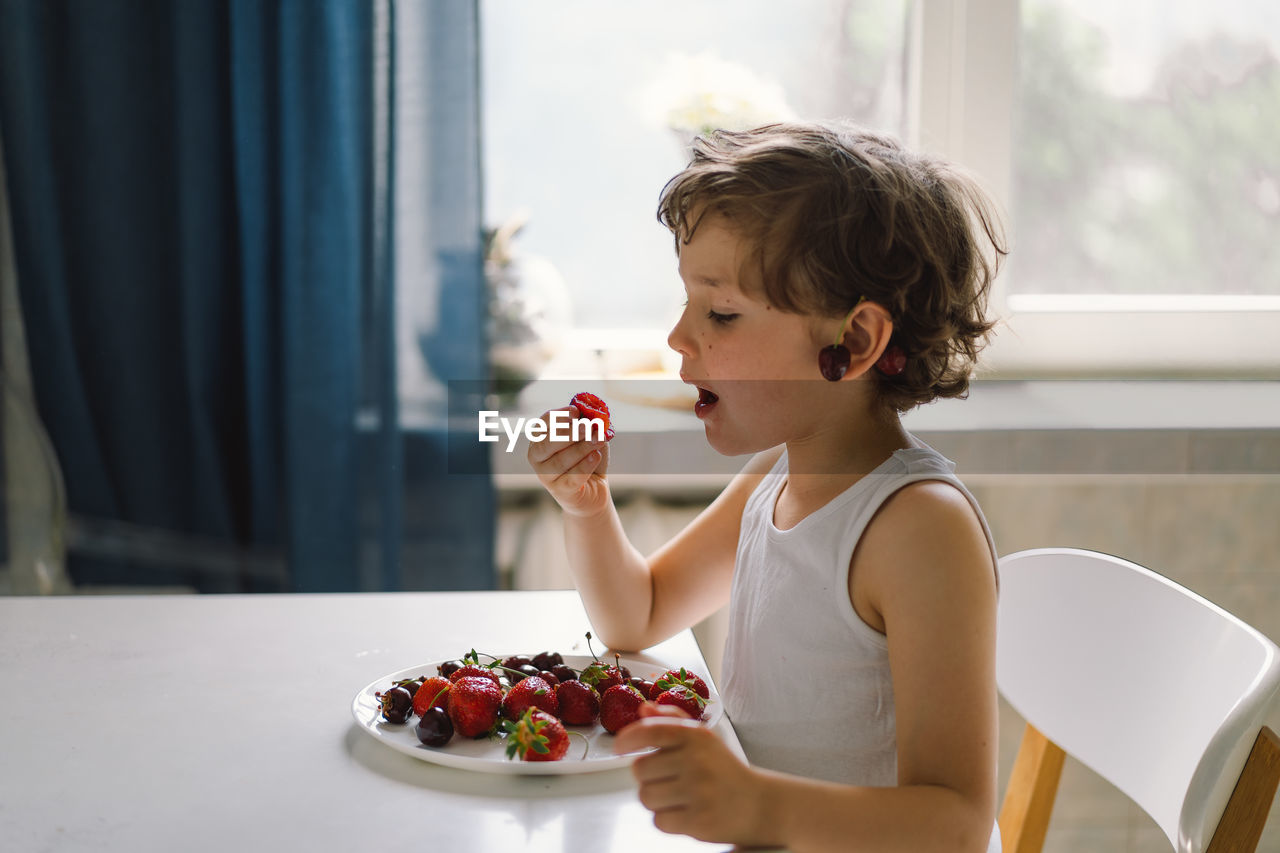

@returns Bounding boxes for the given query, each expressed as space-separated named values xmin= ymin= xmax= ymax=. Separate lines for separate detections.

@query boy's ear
xmin=838 ymin=301 xmax=894 ymax=378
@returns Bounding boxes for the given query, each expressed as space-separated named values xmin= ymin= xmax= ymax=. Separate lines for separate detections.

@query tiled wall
xmin=499 ymin=470 xmax=1280 ymax=851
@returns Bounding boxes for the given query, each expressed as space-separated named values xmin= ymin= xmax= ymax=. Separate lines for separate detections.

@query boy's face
xmin=667 ymin=214 xmax=852 ymax=457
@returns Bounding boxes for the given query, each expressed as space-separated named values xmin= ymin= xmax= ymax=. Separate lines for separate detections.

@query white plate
xmin=351 ymin=654 xmax=722 ymax=775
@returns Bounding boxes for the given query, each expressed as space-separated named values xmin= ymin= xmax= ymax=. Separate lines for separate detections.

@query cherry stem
xmin=568 ymin=730 xmax=591 ymax=761
xmin=832 ymin=299 xmax=864 ymax=347
xmin=469 ymin=648 xmax=584 ymax=679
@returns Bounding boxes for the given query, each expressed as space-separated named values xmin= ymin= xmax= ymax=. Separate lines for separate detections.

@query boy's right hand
xmin=527 ymin=405 xmax=612 ymax=517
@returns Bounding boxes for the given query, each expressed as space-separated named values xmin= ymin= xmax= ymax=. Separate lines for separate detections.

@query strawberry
xmin=654 ymin=667 xmax=710 ymax=700
xmin=501 ymin=675 xmax=559 ymax=720
xmin=448 ymin=676 xmax=503 ymax=738
xmin=412 ymin=675 xmax=453 ymax=716
xmin=555 ymin=679 xmax=600 ymax=726
xmin=599 ymin=684 xmax=645 ymax=734
xmin=503 ymin=709 xmax=572 ymax=762
xmin=654 ymin=684 xmax=705 ymax=720
xmin=448 ymin=664 xmax=500 ymax=686
xmin=579 ymin=660 xmax=624 ymax=696
xmin=569 ymin=392 xmax=615 ymax=441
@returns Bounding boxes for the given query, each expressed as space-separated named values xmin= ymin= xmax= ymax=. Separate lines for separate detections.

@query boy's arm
xmin=616 ymin=479 xmax=999 ymax=852
xmin=529 ymin=410 xmax=781 ymax=651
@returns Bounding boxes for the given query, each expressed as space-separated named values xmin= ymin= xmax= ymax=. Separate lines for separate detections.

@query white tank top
xmin=720 ymin=443 xmax=1002 ymax=851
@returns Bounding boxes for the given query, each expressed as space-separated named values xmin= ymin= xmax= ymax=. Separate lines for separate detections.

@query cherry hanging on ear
xmin=819 ymin=299 xmax=864 ymax=382
xmin=875 ymin=345 xmax=907 ymax=377
xmin=819 ymin=345 xmax=851 ymax=381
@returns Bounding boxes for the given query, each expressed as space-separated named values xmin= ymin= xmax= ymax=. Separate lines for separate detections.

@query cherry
xmin=550 ymin=663 xmax=577 ymax=683
xmin=415 ymin=707 xmax=454 ymax=747
xmin=819 ymin=344 xmax=850 ymax=381
xmin=379 ymin=686 xmax=413 ymax=724
xmin=502 ymin=655 xmax=533 ymax=671
xmin=438 ymin=659 xmax=465 ymax=678
xmin=630 ymin=678 xmax=656 ymax=700
xmin=532 ymin=651 xmax=564 ymax=671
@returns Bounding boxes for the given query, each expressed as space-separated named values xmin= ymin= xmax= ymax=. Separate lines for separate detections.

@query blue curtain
xmin=0 ymin=0 xmax=494 ymax=592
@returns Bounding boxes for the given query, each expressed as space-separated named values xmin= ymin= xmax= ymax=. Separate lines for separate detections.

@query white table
xmin=0 ymin=590 xmax=743 ymax=852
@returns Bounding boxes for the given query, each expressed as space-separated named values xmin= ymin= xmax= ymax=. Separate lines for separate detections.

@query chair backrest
xmin=997 ymin=548 xmax=1280 ymax=851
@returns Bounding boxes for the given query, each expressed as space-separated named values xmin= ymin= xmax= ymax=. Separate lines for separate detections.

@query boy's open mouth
xmin=694 ymin=386 xmax=719 ymax=418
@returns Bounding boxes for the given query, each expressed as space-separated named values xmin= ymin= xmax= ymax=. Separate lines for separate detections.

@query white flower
xmin=637 ymin=52 xmax=796 ymax=138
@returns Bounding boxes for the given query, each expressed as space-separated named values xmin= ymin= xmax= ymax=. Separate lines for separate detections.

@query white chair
xmin=996 ymin=548 xmax=1280 ymax=853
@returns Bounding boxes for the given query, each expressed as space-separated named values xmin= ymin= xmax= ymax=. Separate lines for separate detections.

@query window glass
xmin=1012 ymin=0 xmax=1280 ymax=297
xmin=481 ymin=0 xmax=910 ymax=332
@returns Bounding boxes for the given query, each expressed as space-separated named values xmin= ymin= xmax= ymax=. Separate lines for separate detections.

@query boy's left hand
xmin=613 ymin=703 xmax=772 ymax=845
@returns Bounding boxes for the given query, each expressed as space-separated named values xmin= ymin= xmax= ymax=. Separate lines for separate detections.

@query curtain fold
xmin=0 ymin=0 xmax=494 ymax=592
xmin=229 ymin=0 xmax=370 ymax=590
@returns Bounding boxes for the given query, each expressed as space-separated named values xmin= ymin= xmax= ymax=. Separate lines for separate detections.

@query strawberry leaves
xmin=502 ymin=710 xmax=552 ymax=759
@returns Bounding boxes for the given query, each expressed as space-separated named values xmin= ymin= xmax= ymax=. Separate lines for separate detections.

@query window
xmin=1013 ymin=0 xmax=1280 ymax=301
xmin=480 ymin=0 xmax=910 ymax=374
xmin=480 ymin=0 xmax=1280 ymax=379
xmin=924 ymin=0 xmax=1280 ymax=375
xmin=997 ymin=0 xmax=1280 ymax=375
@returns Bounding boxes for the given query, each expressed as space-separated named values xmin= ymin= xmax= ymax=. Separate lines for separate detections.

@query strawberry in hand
xmin=527 ymin=397 xmax=612 ymax=518
xmin=614 ymin=703 xmax=766 ymax=845
xmin=569 ymin=392 xmax=615 ymax=441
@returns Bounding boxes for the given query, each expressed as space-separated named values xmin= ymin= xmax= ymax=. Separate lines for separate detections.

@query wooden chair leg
xmin=1206 ymin=726 xmax=1280 ymax=853
xmin=999 ymin=723 xmax=1066 ymax=853
xmin=998 ymin=722 xmax=1070 ymax=850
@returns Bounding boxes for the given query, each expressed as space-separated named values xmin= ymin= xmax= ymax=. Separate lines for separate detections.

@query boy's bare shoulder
xmin=858 ymin=479 xmax=994 ymax=595
xmin=877 ymin=478 xmax=983 ymax=533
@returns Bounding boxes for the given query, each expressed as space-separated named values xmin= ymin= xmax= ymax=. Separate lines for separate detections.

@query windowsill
xmin=490 ymin=377 xmax=1280 ymax=494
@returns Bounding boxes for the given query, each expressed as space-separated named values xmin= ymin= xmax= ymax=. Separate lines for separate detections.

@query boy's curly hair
xmin=657 ymin=121 xmax=1007 ymax=413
